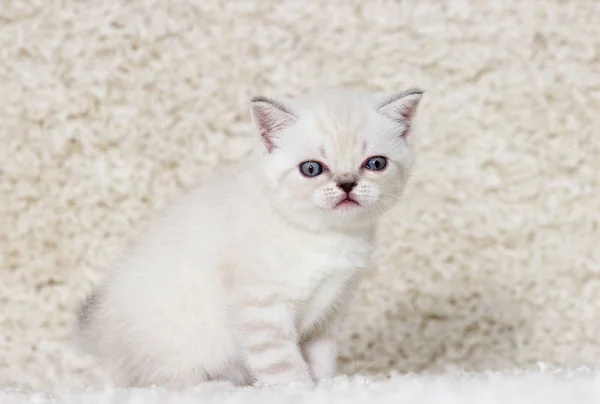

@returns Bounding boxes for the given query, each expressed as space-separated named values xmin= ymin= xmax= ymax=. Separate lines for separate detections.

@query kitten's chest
xmin=269 ymin=233 xmax=373 ymax=329
xmin=274 ymin=232 xmax=371 ymax=282
xmin=296 ymin=268 xmax=360 ymax=333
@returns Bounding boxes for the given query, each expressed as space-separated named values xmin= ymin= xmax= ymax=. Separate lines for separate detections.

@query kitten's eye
xmin=299 ymin=161 xmax=324 ymax=177
xmin=365 ymin=156 xmax=387 ymax=171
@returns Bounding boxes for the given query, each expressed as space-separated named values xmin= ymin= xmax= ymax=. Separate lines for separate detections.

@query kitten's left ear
xmin=377 ymin=88 xmax=424 ymax=137
xmin=250 ymin=96 xmax=296 ymax=153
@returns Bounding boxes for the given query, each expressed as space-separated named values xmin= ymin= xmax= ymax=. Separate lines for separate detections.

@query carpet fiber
xmin=1 ymin=0 xmax=600 ymax=396
xmin=3 ymin=370 xmax=600 ymax=404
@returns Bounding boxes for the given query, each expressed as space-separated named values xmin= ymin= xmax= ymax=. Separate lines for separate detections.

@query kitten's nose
xmin=337 ymin=181 xmax=357 ymax=194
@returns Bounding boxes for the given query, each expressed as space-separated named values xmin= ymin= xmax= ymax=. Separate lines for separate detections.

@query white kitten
xmin=77 ymin=88 xmax=424 ymax=388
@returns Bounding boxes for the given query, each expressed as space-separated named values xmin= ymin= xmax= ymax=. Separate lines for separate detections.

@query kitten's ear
xmin=377 ymin=88 xmax=424 ymax=138
xmin=250 ymin=96 xmax=296 ymax=153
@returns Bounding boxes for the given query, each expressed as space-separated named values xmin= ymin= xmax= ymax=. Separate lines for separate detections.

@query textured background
xmin=1 ymin=0 xmax=599 ymax=390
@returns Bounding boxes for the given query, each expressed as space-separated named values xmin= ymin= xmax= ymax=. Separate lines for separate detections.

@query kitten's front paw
xmin=304 ymin=338 xmax=337 ymax=382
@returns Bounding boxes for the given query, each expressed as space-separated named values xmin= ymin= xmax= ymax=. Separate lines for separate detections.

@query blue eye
xmin=365 ymin=156 xmax=387 ymax=171
xmin=299 ymin=161 xmax=324 ymax=177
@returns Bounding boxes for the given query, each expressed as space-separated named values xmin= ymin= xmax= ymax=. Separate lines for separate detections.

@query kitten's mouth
xmin=335 ymin=196 xmax=360 ymax=208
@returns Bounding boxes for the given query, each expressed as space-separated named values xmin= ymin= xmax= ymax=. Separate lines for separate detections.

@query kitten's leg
xmin=238 ymin=303 xmax=313 ymax=387
xmin=302 ymin=323 xmax=339 ymax=382
xmin=303 ymin=275 xmax=362 ymax=382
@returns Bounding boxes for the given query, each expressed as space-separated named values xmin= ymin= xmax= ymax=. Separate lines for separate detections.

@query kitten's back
xmin=75 ymin=173 xmax=258 ymax=384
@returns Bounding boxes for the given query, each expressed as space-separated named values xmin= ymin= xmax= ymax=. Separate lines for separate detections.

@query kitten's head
xmin=250 ymin=88 xmax=423 ymax=231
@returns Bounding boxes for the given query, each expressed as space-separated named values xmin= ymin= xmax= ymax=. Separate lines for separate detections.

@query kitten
xmin=76 ymin=88 xmax=424 ymax=388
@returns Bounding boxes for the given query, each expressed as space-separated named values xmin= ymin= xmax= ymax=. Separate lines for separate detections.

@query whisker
xmin=354 ymin=356 xmax=391 ymax=377
xmin=378 ymin=193 xmax=404 ymax=202
xmin=373 ymin=200 xmax=385 ymax=217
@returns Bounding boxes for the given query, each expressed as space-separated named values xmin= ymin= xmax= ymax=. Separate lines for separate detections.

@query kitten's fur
xmin=77 ymin=88 xmax=424 ymax=388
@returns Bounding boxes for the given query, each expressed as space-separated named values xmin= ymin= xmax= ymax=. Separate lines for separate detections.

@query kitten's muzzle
xmin=334 ymin=181 xmax=360 ymax=208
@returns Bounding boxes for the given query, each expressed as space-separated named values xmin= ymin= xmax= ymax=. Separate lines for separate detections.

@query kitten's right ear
xmin=250 ymin=96 xmax=296 ymax=153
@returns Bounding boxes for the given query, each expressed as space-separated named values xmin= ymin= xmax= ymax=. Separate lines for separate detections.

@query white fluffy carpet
xmin=3 ymin=369 xmax=600 ymax=404
xmin=1 ymin=0 xmax=600 ymax=400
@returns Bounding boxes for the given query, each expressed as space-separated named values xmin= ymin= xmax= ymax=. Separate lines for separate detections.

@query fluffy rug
xmin=3 ymin=369 xmax=600 ymax=404
xmin=1 ymin=0 xmax=600 ymax=399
